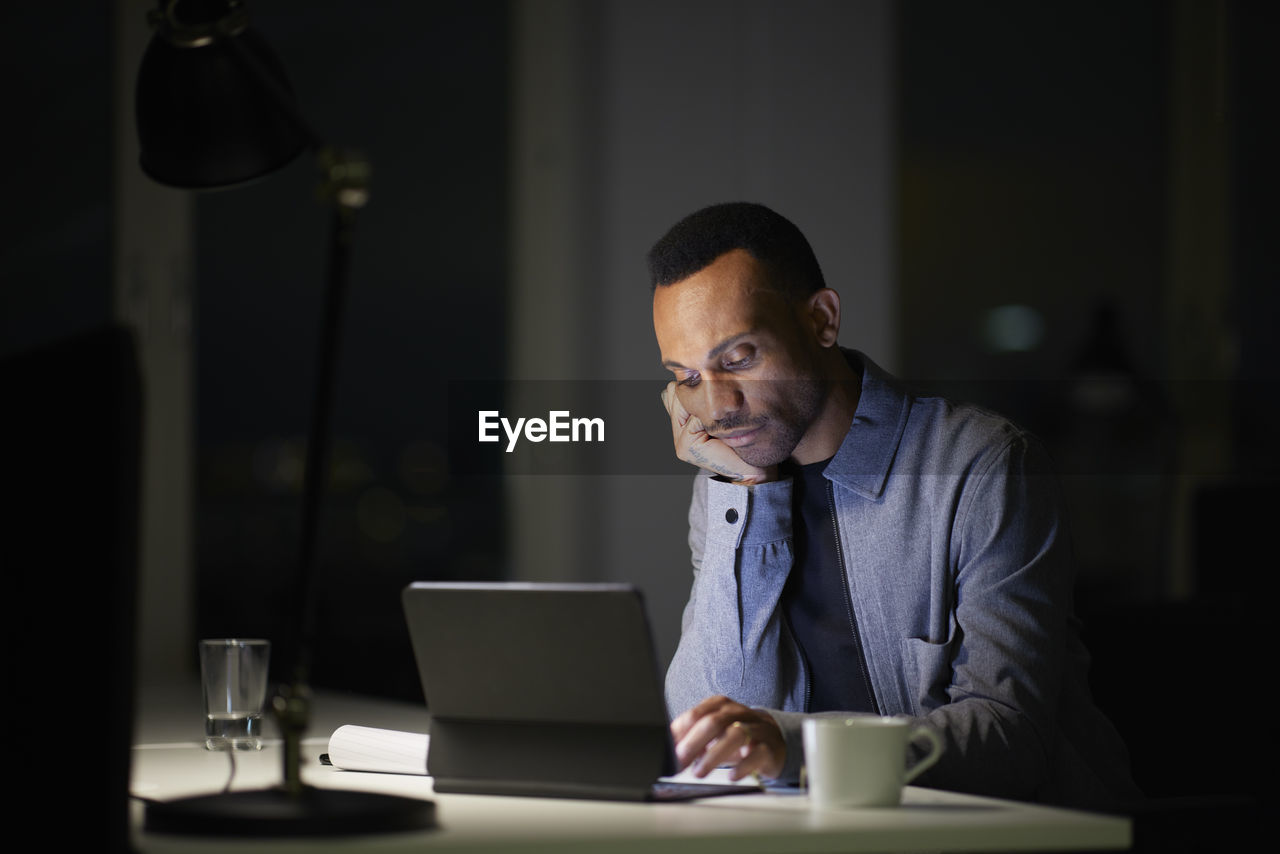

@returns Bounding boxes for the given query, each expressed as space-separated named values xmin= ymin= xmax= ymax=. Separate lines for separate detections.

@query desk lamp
xmin=134 ymin=0 xmax=435 ymax=835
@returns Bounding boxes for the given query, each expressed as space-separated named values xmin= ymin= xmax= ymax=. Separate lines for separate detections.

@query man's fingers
xmin=669 ymin=700 xmax=705 ymax=741
xmin=674 ymin=700 xmax=749 ymax=772
xmin=726 ymin=723 xmax=768 ymax=781
xmin=660 ymin=384 xmax=773 ymax=484
xmin=660 ymin=382 xmax=686 ymax=421
xmin=661 ymin=382 xmax=692 ymax=429
xmin=694 ymin=723 xmax=753 ymax=776
xmin=671 ymin=696 xmax=727 ymax=769
xmin=670 ymin=697 xmax=786 ymax=780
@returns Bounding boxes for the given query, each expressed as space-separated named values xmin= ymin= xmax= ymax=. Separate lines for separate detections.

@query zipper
xmin=828 ymin=480 xmax=879 ymax=714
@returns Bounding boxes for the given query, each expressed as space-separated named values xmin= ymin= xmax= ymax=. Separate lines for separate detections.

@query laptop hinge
xmin=429 ymin=718 xmax=670 ymax=793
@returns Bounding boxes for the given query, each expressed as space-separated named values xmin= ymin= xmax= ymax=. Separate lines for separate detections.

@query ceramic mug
xmin=802 ymin=716 xmax=944 ymax=808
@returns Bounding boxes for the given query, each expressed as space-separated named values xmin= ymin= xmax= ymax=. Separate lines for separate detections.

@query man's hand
xmin=661 ymin=383 xmax=774 ymax=485
xmin=670 ymin=695 xmax=785 ymax=782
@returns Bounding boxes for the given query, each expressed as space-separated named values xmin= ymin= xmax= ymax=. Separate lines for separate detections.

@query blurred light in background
xmin=981 ymin=303 xmax=1045 ymax=353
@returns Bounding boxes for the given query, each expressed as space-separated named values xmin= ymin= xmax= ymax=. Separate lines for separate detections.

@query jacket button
xmin=725 ymin=508 xmax=739 ymax=524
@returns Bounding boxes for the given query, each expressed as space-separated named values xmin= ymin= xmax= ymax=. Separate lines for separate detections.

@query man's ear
xmin=806 ymin=288 xmax=841 ymax=348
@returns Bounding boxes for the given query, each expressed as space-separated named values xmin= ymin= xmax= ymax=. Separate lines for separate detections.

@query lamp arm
xmin=271 ymin=198 xmax=358 ymax=795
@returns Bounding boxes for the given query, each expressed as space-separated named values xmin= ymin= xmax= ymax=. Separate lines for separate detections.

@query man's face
xmin=653 ymin=249 xmax=827 ymax=468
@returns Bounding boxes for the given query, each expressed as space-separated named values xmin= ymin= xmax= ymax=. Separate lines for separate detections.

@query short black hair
xmin=647 ymin=201 xmax=826 ymax=299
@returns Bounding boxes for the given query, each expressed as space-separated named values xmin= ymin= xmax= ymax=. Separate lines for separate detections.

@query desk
xmin=131 ymin=684 xmax=1131 ymax=853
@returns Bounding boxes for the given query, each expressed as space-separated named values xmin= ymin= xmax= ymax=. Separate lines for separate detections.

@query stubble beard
xmin=723 ymin=377 xmax=827 ymax=468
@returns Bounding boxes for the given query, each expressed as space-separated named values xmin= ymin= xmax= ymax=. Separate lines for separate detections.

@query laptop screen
xmin=403 ymin=582 xmax=669 ymax=724
xmin=401 ymin=581 xmax=678 ymax=797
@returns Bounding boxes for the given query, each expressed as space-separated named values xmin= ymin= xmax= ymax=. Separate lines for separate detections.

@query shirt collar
xmin=823 ymin=349 xmax=912 ymax=499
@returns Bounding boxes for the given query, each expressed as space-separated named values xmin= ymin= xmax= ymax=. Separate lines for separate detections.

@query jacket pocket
xmin=901 ymin=634 xmax=956 ymax=716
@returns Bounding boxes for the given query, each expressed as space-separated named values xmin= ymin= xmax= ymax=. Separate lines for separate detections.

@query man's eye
xmin=677 ymin=373 xmax=700 ymax=387
xmin=724 ymin=355 xmax=753 ymax=369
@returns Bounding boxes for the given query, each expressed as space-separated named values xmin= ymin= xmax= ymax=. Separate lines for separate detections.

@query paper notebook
xmin=325 ymin=725 xmax=429 ymax=776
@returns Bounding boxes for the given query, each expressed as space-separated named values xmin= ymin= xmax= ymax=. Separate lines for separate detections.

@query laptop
xmin=400 ymin=581 xmax=762 ymax=801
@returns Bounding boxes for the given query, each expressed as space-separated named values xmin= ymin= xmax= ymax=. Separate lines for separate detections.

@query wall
xmin=508 ymin=0 xmax=896 ymax=669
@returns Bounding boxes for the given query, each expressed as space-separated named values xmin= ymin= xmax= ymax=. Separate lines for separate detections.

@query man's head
xmin=651 ymin=203 xmax=848 ymax=467
xmin=647 ymin=201 xmax=827 ymax=300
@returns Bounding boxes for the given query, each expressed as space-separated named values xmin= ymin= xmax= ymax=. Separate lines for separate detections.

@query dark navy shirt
xmin=780 ymin=458 xmax=878 ymax=714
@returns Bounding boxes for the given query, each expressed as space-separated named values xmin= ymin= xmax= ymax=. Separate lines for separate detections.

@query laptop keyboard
xmin=650 ymin=780 xmax=763 ymax=801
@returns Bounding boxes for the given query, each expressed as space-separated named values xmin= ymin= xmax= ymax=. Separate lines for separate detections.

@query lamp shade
xmin=135 ymin=21 xmax=306 ymax=189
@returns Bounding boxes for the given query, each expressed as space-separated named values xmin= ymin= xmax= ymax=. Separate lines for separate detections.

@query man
xmin=652 ymin=201 xmax=1139 ymax=809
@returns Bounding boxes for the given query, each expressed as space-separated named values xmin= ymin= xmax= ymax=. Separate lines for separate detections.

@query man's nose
xmin=702 ymin=376 xmax=744 ymax=424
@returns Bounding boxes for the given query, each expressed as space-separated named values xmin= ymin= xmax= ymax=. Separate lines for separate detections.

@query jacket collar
xmin=823 ymin=349 xmax=912 ymax=499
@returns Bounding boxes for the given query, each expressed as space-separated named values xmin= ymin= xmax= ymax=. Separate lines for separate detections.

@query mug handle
xmin=902 ymin=725 xmax=944 ymax=785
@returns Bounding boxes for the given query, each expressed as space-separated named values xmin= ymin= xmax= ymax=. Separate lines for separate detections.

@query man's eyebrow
xmin=660 ymin=331 xmax=756 ymax=371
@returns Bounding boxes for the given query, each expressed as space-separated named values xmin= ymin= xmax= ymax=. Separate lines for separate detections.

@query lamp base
xmin=144 ymin=785 xmax=436 ymax=837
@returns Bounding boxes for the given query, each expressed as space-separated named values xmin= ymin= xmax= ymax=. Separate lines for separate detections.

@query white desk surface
xmin=131 ymin=681 xmax=1131 ymax=853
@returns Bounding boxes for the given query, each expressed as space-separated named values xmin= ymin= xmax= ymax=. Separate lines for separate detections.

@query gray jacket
xmin=665 ymin=351 xmax=1139 ymax=809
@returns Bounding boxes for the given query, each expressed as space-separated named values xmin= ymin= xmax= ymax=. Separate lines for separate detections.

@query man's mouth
xmin=715 ymin=425 xmax=763 ymax=448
